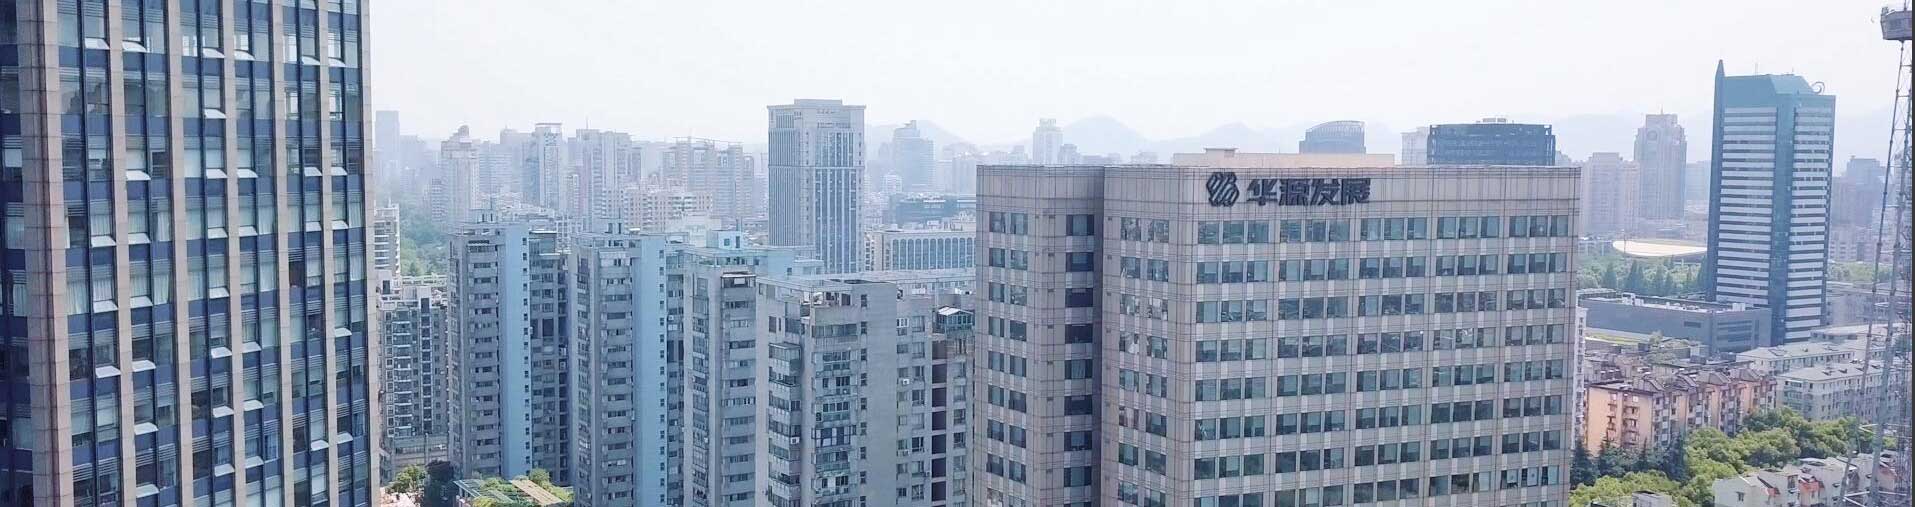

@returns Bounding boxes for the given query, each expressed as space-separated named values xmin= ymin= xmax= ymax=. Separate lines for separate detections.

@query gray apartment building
xmin=679 ymin=234 xmax=817 ymax=507
xmin=379 ymin=276 xmax=452 ymax=479
xmin=0 ymin=1 xmax=377 ymax=505
xmin=755 ymin=270 xmax=975 ymax=507
xmin=448 ymin=218 xmax=571 ymax=481
xmin=976 ymin=159 xmax=1579 ymax=507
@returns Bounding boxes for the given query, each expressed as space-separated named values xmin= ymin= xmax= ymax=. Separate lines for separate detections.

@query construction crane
xmin=1847 ymin=4 xmax=1913 ymax=507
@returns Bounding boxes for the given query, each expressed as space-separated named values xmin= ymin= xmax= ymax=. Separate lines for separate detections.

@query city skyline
xmin=370 ymin=0 xmax=1901 ymax=161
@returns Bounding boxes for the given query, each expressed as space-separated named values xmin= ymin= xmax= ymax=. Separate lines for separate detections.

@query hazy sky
xmin=373 ymin=0 xmax=1902 ymax=153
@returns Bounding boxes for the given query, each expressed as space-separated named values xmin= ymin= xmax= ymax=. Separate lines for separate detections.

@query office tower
xmin=436 ymin=126 xmax=479 ymax=223
xmin=976 ymin=157 xmax=1578 ymax=506
xmin=1427 ymin=118 xmax=1558 ymax=165
xmin=892 ymin=121 xmax=938 ymax=191
xmin=568 ymin=232 xmax=683 ymax=506
xmin=0 ymin=2 xmax=377 ymax=506
xmin=1400 ymin=127 xmax=1431 ymax=165
xmin=379 ymin=276 xmax=452 ymax=478
xmin=865 ymin=228 xmax=977 ymax=270
xmin=678 ymin=233 xmax=816 ymax=507
xmin=1299 ymin=121 xmax=1368 ymax=154
xmin=768 ymin=99 xmax=866 ymax=273
xmin=755 ymin=270 xmax=976 ymax=507
xmin=372 ymin=205 xmax=403 ymax=282
xmin=1033 ymin=118 xmax=1064 ymax=165
xmin=886 ymin=194 xmax=979 ymax=226
xmin=1704 ymin=64 xmax=1836 ymax=344
xmin=1580 ymin=152 xmax=1636 ymax=237
xmin=532 ymin=123 xmax=569 ymax=211
xmin=666 ymin=138 xmax=758 ymax=226
xmin=946 ymin=154 xmax=982 ymax=195
xmin=448 ymin=218 xmax=571 ymax=481
xmin=1634 ymin=114 xmax=1689 ymax=220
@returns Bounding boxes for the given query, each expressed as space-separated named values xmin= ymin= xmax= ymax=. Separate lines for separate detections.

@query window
xmin=1066 ymin=214 xmax=1095 ymax=236
xmin=1065 ymin=288 xmax=1095 ymax=308
xmin=1066 ymin=252 xmax=1095 ymax=272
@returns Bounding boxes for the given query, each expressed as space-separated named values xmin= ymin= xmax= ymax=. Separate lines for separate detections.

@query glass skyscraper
xmin=1 ymin=1 xmax=376 ymax=505
xmin=1703 ymin=63 xmax=1835 ymax=344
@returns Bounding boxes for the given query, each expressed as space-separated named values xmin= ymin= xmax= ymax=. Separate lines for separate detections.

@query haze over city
xmin=376 ymin=0 xmax=1901 ymax=160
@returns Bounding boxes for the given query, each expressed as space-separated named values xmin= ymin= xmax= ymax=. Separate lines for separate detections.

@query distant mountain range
xmin=869 ymin=106 xmax=1892 ymax=166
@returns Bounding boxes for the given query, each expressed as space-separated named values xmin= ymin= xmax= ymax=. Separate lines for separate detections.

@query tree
xmin=1573 ymin=445 xmax=1600 ymax=486
xmin=527 ymin=468 xmax=553 ymax=488
xmin=1624 ymin=261 xmax=1646 ymax=292
xmin=1602 ymin=264 xmax=1620 ymax=289
xmin=389 ymin=465 xmax=427 ymax=494
xmin=1734 ymin=428 xmax=1802 ymax=468
xmin=1570 ymin=471 xmax=1686 ymax=507
xmin=422 ymin=460 xmax=459 ymax=507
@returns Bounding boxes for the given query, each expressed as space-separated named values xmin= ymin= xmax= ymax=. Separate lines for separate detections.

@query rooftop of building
xmin=1581 ymin=290 xmax=1749 ymax=312
xmin=1738 ymin=338 xmax=1870 ymax=359
xmin=1587 ymin=364 xmax=1767 ymax=395
xmin=1169 ymin=148 xmax=1396 ymax=168
xmin=1777 ymin=361 xmax=1882 ymax=382
xmin=796 ymin=268 xmax=974 ymax=286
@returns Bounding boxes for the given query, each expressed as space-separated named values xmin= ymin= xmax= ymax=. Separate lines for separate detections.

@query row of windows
xmin=1118 ymin=217 xmax=1173 ymax=243
xmin=982 ymin=453 xmax=1028 ymax=483
xmin=1187 ymin=363 xmax=1567 ymax=401
xmin=1116 ymin=368 xmax=1170 ymax=398
xmin=1182 ymin=466 xmax=1564 ymax=507
xmin=1194 ymin=290 xmax=1567 ymax=323
xmin=986 ymin=212 xmax=1030 ymax=235
xmin=983 ymin=351 xmax=1027 ymax=377
xmin=984 ymin=419 xmax=1026 ymax=448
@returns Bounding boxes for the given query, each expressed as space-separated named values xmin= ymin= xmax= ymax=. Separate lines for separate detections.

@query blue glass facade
xmin=1426 ymin=122 xmax=1557 ymax=166
xmin=0 ymin=1 xmax=375 ymax=505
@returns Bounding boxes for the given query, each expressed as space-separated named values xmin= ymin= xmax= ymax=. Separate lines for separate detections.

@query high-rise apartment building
xmin=1427 ymin=118 xmax=1558 ymax=165
xmin=532 ymin=123 xmax=569 ymax=212
xmin=666 ymin=138 xmax=758 ymax=227
xmin=1032 ymin=118 xmax=1064 ymax=165
xmin=1580 ymin=152 xmax=1636 ymax=237
xmin=372 ymin=205 xmax=403 ymax=281
xmin=768 ymin=100 xmax=866 ymax=273
xmin=1299 ymin=121 xmax=1367 ymax=154
xmin=0 ymin=2 xmax=378 ymax=506
xmin=570 ymin=129 xmax=642 ymax=233
xmin=1703 ymin=64 xmax=1835 ymax=344
xmin=436 ymin=126 xmax=480 ymax=224
xmin=893 ymin=121 xmax=938 ymax=191
xmin=865 ymin=228 xmax=977 ymax=271
xmin=568 ymin=232 xmax=683 ymax=505
xmin=754 ymin=270 xmax=975 ymax=507
xmin=1634 ymin=114 xmax=1689 ymax=220
xmin=448 ymin=218 xmax=571 ymax=481
xmin=379 ymin=276 xmax=452 ymax=479
xmin=976 ymin=159 xmax=1579 ymax=507
xmin=678 ymin=233 xmax=817 ymax=507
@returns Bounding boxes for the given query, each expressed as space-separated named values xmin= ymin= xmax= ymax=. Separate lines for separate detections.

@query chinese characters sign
xmin=1206 ymin=172 xmax=1371 ymax=207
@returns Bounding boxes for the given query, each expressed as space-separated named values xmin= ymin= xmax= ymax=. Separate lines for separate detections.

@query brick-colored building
xmin=1582 ymin=367 xmax=1772 ymax=451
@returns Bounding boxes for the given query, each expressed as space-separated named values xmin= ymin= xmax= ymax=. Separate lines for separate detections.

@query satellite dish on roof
xmin=1810 ymin=82 xmax=1826 ymax=94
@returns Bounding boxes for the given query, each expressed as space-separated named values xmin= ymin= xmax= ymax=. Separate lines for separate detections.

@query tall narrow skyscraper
xmin=1032 ymin=118 xmax=1064 ymax=165
xmin=768 ymin=100 xmax=866 ymax=273
xmin=1704 ymin=63 xmax=1835 ymax=344
xmin=0 ymin=2 xmax=378 ymax=506
xmin=1634 ymin=114 xmax=1689 ymax=220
